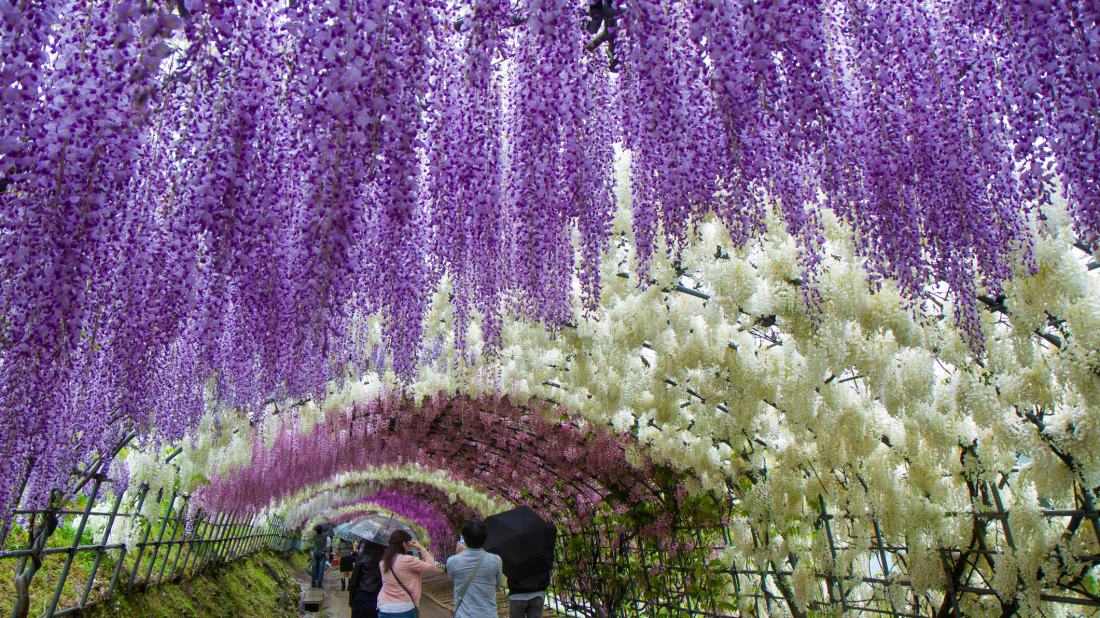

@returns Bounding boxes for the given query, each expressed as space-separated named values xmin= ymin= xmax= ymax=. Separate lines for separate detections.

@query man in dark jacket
xmin=348 ymin=540 xmax=385 ymax=618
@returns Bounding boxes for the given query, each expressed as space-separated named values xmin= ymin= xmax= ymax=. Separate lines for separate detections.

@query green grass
xmin=81 ymin=551 xmax=307 ymax=618
xmin=1 ymin=520 xmax=125 ymax=617
xmin=1 ymin=509 xmax=309 ymax=617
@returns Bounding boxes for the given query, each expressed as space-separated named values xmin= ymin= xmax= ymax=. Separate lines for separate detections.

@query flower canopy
xmin=2 ymin=0 xmax=1100 ymax=615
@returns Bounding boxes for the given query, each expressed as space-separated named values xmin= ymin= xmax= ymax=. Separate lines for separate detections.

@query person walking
xmin=310 ymin=524 xmax=328 ymax=588
xmin=348 ymin=541 xmax=385 ymax=618
xmin=377 ymin=530 xmax=440 ymax=618
xmin=446 ymin=519 xmax=504 ymax=618
xmin=340 ymin=542 xmax=356 ymax=591
xmin=505 ymin=527 xmax=552 ymax=618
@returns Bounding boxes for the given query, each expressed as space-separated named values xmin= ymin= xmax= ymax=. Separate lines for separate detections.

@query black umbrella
xmin=484 ymin=506 xmax=557 ymax=590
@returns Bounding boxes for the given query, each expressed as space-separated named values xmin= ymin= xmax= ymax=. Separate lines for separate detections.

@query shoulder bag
xmin=452 ymin=551 xmax=488 ymax=617
xmin=393 ymin=565 xmax=421 ymax=618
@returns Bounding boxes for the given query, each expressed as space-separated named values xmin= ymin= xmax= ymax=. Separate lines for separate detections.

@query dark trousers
xmin=350 ymin=588 xmax=379 ymax=618
xmin=310 ymin=553 xmax=326 ymax=587
xmin=510 ymin=596 xmax=545 ymax=618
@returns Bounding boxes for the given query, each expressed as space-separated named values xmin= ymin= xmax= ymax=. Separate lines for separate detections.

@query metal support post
xmin=142 ymin=491 xmax=177 ymax=587
xmin=172 ymin=506 xmax=202 ymax=582
xmin=229 ymin=515 xmax=241 ymax=559
xmin=189 ymin=512 xmax=215 ymax=573
xmin=46 ymin=476 xmax=103 ymax=616
xmin=189 ymin=512 xmax=214 ymax=571
xmin=200 ymin=512 xmax=227 ymax=569
xmin=109 ymin=487 xmax=147 ymax=598
xmin=127 ymin=488 xmax=159 ymax=589
xmin=213 ymin=512 xmax=235 ymax=563
xmin=235 ymin=517 xmax=249 ymax=558
xmin=80 ymin=489 xmax=124 ymax=608
xmin=156 ymin=495 xmax=187 ymax=584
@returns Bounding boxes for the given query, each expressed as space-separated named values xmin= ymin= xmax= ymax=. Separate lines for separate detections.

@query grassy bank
xmin=1 ymin=520 xmax=125 ymax=616
xmin=79 ymin=551 xmax=307 ymax=618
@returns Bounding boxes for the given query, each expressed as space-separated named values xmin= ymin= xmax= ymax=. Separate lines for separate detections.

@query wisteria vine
xmin=197 ymin=394 xmax=668 ymax=532
xmin=302 ymin=489 xmax=457 ymax=557
xmin=1 ymin=0 xmax=1098 ymax=536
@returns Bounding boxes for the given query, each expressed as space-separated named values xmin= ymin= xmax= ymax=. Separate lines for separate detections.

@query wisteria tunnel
xmin=2 ymin=0 xmax=1099 ymax=616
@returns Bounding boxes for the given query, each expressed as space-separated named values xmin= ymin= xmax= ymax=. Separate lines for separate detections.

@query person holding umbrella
xmin=446 ymin=519 xmax=504 ymax=618
xmin=348 ymin=540 xmax=385 ymax=618
xmin=340 ymin=542 xmax=356 ymax=591
xmin=483 ymin=507 xmax=557 ymax=618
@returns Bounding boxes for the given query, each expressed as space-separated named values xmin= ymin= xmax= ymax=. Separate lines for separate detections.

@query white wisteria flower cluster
xmin=131 ymin=154 xmax=1099 ymax=615
xmin=268 ymin=465 xmax=511 ymax=530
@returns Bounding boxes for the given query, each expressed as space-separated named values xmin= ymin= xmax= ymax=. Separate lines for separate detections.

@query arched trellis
xmin=295 ymin=488 xmax=464 ymax=558
xmin=470 ymin=227 xmax=1100 ymax=617
xmin=280 ymin=477 xmax=483 ymax=532
xmin=277 ymin=474 xmax=487 ymax=558
xmin=300 ymin=502 xmax=434 ymax=550
xmin=199 ymin=394 xmax=685 ymax=521
xmin=201 ymin=219 xmax=1097 ymax=617
xmin=197 ymin=303 xmax=1100 ymax=618
xmin=198 ymin=392 xmax=731 ymax=615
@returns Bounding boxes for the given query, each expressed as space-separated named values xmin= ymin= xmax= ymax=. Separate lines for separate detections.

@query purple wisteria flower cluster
xmin=1 ymin=0 xmax=1097 ymax=525
xmin=199 ymin=394 xmax=658 ymax=528
xmin=326 ymin=490 xmax=457 ymax=557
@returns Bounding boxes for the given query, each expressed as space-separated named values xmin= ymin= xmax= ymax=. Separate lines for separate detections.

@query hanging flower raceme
xmin=196 ymin=393 xmax=676 ymax=536
xmin=426 ymin=0 xmax=511 ymax=348
xmin=956 ymin=0 xmax=1100 ymax=245
xmin=315 ymin=490 xmax=457 ymax=557
xmin=2 ymin=0 xmax=1099 ymax=538
xmin=360 ymin=0 xmax=437 ymax=379
xmin=171 ymin=3 xmax=298 ymax=412
xmin=505 ymin=0 xmax=596 ymax=326
xmin=832 ymin=0 xmax=1033 ymax=347
xmin=0 ymin=0 xmax=182 ymax=515
xmin=621 ymin=0 xmax=727 ymax=275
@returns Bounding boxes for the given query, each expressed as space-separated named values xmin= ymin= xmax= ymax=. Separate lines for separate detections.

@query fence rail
xmin=545 ymin=477 xmax=1100 ymax=618
xmin=2 ymin=474 xmax=297 ymax=618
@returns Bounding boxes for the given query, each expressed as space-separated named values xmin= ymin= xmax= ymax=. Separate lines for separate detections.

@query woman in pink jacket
xmin=377 ymin=530 xmax=440 ymax=618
